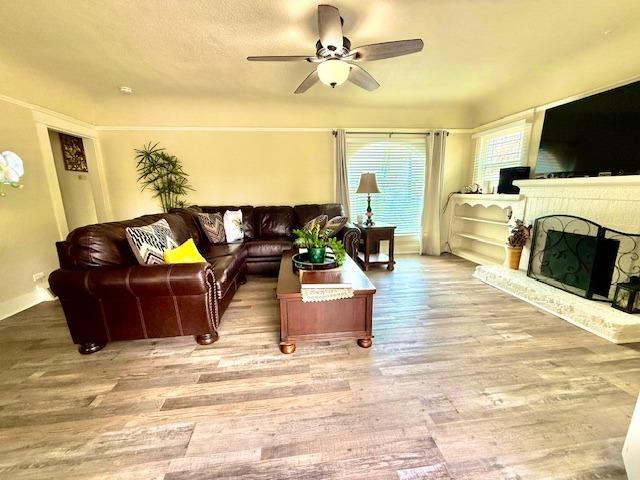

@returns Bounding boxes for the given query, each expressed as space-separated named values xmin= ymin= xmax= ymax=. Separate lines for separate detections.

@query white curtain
xmin=334 ymin=129 xmax=351 ymax=218
xmin=420 ymin=130 xmax=448 ymax=255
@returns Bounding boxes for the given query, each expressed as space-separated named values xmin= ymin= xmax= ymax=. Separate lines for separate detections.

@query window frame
xmin=471 ymin=120 xmax=532 ymax=187
xmin=345 ymin=133 xmax=427 ymax=237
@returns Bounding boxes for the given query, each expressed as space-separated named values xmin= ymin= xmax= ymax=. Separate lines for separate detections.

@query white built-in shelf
xmin=453 ymin=193 xmax=523 ymax=202
xmin=454 ymin=248 xmax=503 ymax=266
xmin=454 ymin=232 xmax=505 ymax=247
xmin=446 ymin=193 xmax=526 ymax=267
xmin=454 ymin=215 xmax=509 ymax=226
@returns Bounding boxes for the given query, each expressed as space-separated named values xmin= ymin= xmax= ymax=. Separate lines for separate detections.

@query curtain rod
xmin=332 ymin=130 xmax=449 ymax=137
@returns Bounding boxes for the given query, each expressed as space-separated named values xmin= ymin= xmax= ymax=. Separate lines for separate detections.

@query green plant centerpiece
xmin=134 ymin=142 xmax=193 ymax=212
xmin=293 ymin=224 xmax=346 ymax=266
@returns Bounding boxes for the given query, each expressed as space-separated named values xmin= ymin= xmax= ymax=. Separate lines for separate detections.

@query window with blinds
xmin=346 ymin=134 xmax=426 ymax=235
xmin=472 ymin=122 xmax=531 ymax=186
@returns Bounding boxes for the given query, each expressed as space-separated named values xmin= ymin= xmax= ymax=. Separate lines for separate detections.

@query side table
xmin=355 ymin=222 xmax=396 ymax=271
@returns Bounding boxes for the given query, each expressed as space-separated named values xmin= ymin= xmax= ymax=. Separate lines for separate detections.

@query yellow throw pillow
xmin=163 ymin=238 xmax=206 ymax=264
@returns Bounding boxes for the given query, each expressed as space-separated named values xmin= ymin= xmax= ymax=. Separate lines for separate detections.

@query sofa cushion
xmin=198 ymin=206 xmax=255 ymax=239
xmin=199 ymin=243 xmax=247 ymax=297
xmin=61 ymin=213 xmax=191 ymax=268
xmin=245 ymin=238 xmax=293 ymax=258
xmin=169 ymin=206 xmax=205 ymax=246
xmin=294 ymin=204 xmax=345 ymax=229
xmin=254 ymin=206 xmax=294 ymax=238
xmin=209 ymin=253 xmax=244 ymax=297
xmin=200 ymin=243 xmax=248 ymax=262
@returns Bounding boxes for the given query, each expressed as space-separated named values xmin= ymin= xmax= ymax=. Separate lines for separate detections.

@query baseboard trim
xmin=0 ymin=288 xmax=57 ymax=321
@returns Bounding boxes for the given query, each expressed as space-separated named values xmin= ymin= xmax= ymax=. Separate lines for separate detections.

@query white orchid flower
xmin=0 ymin=151 xmax=24 ymax=196
xmin=0 ymin=151 xmax=24 ymax=184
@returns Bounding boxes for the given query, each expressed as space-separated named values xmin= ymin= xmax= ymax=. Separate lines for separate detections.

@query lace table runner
xmin=301 ymin=287 xmax=354 ymax=303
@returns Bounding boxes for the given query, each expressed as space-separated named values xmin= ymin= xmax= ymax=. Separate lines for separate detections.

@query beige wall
xmin=100 ymin=129 xmax=472 ymax=222
xmin=442 ymin=133 xmax=473 ymax=198
xmin=0 ymin=100 xmax=61 ymax=317
xmin=0 ymin=55 xmax=94 ymax=122
xmin=472 ymin=29 xmax=640 ymax=126
xmin=100 ymin=128 xmax=472 ymax=256
xmin=469 ymin=27 xmax=640 ymax=175
xmin=99 ymin=130 xmax=335 ymax=219
xmin=49 ymin=131 xmax=98 ymax=230
xmin=95 ymin=96 xmax=473 ymax=130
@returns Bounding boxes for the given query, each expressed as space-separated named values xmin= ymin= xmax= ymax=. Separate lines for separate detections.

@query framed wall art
xmin=59 ymin=133 xmax=88 ymax=172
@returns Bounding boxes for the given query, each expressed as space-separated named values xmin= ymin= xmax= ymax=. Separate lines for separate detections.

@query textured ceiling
xmin=1 ymin=0 xmax=640 ymax=109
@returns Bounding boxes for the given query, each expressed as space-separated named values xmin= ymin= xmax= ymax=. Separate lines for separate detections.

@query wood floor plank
xmin=0 ymin=254 xmax=637 ymax=479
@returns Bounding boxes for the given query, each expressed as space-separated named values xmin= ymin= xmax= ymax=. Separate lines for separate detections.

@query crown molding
xmin=471 ymin=109 xmax=535 ymax=134
xmin=95 ymin=125 xmax=473 ymax=133
xmin=0 ymin=93 xmax=94 ymax=130
xmin=95 ymin=126 xmax=333 ymax=132
xmin=0 ymin=92 xmax=473 ymax=133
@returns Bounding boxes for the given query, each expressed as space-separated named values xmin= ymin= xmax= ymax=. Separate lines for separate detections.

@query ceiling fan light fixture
xmin=317 ymin=59 xmax=350 ymax=88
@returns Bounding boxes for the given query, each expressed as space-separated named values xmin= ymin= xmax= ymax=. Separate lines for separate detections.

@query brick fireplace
xmin=474 ymin=175 xmax=640 ymax=343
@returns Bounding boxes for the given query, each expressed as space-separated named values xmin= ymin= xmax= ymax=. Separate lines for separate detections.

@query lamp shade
xmin=356 ymin=173 xmax=380 ymax=194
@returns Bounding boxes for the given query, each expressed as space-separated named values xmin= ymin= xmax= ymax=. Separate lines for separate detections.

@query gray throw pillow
xmin=303 ymin=214 xmax=328 ymax=231
xmin=324 ymin=216 xmax=348 ymax=237
xmin=198 ymin=212 xmax=227 ymax=244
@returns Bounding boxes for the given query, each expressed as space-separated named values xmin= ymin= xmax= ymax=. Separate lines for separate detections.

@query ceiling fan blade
xmin=294 ymin=70 xmax=320 ymax=94
xmin=318 ymin=5 xmax=343 ymax=51
xmin=350 ymin=39 xmax=424 ymax=61
xmin=247 ymin=56 xmax=314 ymax=62
xmin=348 ymin=64 xmax=379 ymax=91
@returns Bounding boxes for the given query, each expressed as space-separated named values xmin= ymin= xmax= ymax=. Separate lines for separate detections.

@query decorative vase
xmin=506 ymin=246 xmax=523 ymax=270
xmin=307 ymin=246 xmax=326 ymax=264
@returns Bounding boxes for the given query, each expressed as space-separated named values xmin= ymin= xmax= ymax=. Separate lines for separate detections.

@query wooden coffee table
xmin=276 ymin=250 xmax=376 ymax=354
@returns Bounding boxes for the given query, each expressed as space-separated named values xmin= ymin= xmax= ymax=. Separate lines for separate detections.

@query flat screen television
xmin=536 ymin=80 xmax=640 ymax=178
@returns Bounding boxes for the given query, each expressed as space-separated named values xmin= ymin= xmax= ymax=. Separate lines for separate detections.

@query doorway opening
xmin=47 ymin=129 xmax=98 ymax=232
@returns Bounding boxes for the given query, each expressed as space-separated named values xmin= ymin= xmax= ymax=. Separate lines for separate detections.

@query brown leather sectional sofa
xmin=49 ymin=203 xmax=360 ymax=354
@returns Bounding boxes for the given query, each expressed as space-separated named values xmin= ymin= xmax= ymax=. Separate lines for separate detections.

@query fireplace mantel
xmin=515 ymin=174 xmax=640 ymax=188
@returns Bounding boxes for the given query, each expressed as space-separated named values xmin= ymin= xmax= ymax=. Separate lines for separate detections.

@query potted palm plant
xmin=293 ymin=224 xmax=346 ymax=265
xmin=134 ymin=143 xmax=193 ymax=212
xmin=506 ymin=219 xmax=532 ymax=270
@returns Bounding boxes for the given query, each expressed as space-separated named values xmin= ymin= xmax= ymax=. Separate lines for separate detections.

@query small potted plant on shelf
xmin=506 ymin=219 xmax=532 ymax=270
xmin=293 ymin=224 xmax=346 ymax=266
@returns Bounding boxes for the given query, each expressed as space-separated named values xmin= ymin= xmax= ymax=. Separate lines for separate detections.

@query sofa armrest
xmin=49 ymin=263 xmax=219 ymax=347
xmin=336 ymin=223 xmax=361 ymax=259
xmin=49 ymin=263 xmax=216 ymax=299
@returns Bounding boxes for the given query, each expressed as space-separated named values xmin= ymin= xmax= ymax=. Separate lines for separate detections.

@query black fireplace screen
xmin=527 ymin=215 xmax=640 ymax=301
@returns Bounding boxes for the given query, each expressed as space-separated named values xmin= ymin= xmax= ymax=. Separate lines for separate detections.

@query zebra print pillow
xmin=125 ymin=219 xmax=178 ymax=265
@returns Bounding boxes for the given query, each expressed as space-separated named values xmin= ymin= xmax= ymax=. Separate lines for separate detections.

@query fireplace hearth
xmin=527 ymin=215 xmax=640 ymax=301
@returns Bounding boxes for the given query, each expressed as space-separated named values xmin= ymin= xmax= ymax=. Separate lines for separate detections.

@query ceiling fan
xmin=247 ymin=4 xmax=424 ymax=94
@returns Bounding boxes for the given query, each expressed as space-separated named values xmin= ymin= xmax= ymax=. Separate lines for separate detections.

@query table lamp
xmin=356 ymin=172 xmax=380 ymax=226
